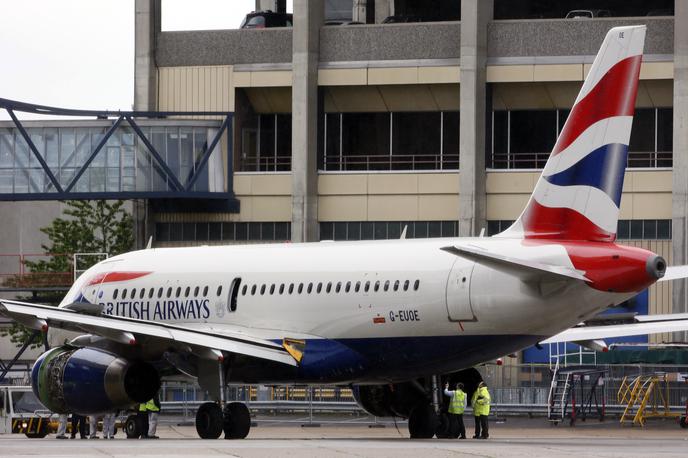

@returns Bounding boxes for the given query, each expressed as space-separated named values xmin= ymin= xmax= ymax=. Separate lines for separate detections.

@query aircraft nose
xmin=646 ymin=255 xmax=666 ymax=279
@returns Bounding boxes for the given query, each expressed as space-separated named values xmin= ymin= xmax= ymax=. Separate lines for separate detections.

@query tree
xmin=1 ymin=200 xmax=134 ymax=348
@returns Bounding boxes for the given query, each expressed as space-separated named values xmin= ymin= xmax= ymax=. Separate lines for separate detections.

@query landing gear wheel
xmin=408 ymin=404 xmax=439 ymax=439
xmin=125 ymin=415 xmax=144 ymax=439
xmin=223 ymin=402 xmax=251 ymax=439
xmin=196 ymin=402 xmax=223 ymax=439
xmin=435 ymin=413 xmax=451 ymax=439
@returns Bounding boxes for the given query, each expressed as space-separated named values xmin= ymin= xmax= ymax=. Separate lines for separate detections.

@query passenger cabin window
xmin=345 ymin=281 xmax=351 ymax=292
xmin=185 ymin=287 xmax=190 ymax=297
xmin=122 ymin=288 xmax=128 ymax=298
xmin=139 ymin=288 xmax=145 ymax=299
xmin=217 ymin=286 xmax=223 ymax=296
xmin=374 ymin=281 xmax=380 ymax=292
xmin=157 ymin=287 xmax=163 ymax=298
xmin=241 ymin=285 xmax=248 ymax=296
xmin=260 ymin=284 xmax=266 ymax=295
xmin=148 ymin=288 xmax=154 ymax=299
xmin=364 ymin=281 xmax=370 ymax=292
xmin=355 ymin=281 xmax=360 ymax=292
xmin=113 ymin=289 xmax=119 ymax=300
xmin=251 ymin=285 xmax=257 ymax=295
xmin=194 ymin=286 xmax=200 ymax=296
xmin=316 ymin=283 xmax=322 ymax=293
xmin=203 ymin=286 xmax=209 ymax=296
xmin=269 ymin=284 xmax=275 ymax=295
xmin=404 ymin=280 xmax=410 ymax=291
xmin=175 ymin=287 xmax=181 ymax=298
xmin=279 ymin=284 xmax=285 ymax=294
xmin=307 ymin=283 xmax=313 ymax=294
xmin=298 ymin=283 xmax=304 ymax=294
xmin=335 ymin=282 xmax=341 ymax=293
xmin=384 ymin=280 xmax=390 ymax=291
xmin=414 ymin=279 xmax=420 ymax=291
xmin=288 ymin=283 xmax=294 ymax=294
xmin=394 ymin=280 xmax=400 ymax=291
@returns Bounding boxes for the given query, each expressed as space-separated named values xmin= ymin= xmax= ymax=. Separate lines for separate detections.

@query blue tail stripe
xmin=544 ymin=143 xmax=628 ymax=206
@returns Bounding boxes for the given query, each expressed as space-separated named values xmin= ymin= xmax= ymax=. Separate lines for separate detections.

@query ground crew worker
xmin=88 ymin=414 xmax=100 ymax=439
xmin=138 ymin=401 xmax=150 ymax=438
xmin=471 ymin=381 xmax=491 ymax=439
xmin=443 ymin=382 xmax=467 ymax=439
xmin=143 ymin=394 xmax=161 ymax=439
xmin=70 ymin=414 xmax=87 ymax=439
xmin=55 ymin=414 xmax=68 ymax=439
xmin=102 ymin=411 xmax=117 ymax=439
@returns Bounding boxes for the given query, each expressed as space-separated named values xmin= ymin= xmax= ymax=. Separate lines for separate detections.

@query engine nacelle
xmin=352 ymin=368 xmax=483 ymax=418
xmin=31 ymin=346 xmax=160 ymax=414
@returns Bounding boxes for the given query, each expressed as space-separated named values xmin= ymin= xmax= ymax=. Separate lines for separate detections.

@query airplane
xmin=2 ymin=24 xmax=688 ymax=440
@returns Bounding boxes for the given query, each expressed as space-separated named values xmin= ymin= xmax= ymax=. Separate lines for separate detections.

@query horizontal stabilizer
xmin=658 ymin=265 xmax=688 ymax=282
xmin=541 ymin=317 xmax=688 ymax=344
xmin=441 ymin=245 xmax=589 ymax=282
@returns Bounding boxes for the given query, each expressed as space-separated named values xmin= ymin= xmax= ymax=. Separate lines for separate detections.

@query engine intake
xmin=31 ymin=346 xmax=160 ymax=414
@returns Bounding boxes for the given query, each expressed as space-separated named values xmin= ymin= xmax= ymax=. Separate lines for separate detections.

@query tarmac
xmin=1 ymin=417 xmax=687 ymax=457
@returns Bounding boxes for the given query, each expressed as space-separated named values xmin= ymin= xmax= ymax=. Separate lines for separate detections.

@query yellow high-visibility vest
xmin=448 ymin=389 xmax=466 ymax=414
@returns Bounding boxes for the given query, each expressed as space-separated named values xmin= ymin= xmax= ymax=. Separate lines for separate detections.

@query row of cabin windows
xmin=111 ymin=285 xmax=224 ymax=301
xmin=240 ymin=279 xmax=421 ymax=297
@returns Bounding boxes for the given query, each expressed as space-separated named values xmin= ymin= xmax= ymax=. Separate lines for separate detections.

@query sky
xmin=0 ymin=0 xmax=291 ymax=119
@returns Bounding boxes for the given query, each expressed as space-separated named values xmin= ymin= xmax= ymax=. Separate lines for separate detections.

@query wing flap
xmin=441 ymin=244 xmax=589 ymax=282
xmin=0 ymin=299 xmax=297 ymax=367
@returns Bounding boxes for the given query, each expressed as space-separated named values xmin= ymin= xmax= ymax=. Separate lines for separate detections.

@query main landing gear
xmin=195 ymin=357 xmax=251 ymax=439
xmin=408 ymin=375 xmax=442 ymax=439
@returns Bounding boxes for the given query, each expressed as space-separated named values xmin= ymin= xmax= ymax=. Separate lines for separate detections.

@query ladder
xmin=548 ymin=359 xmax=572 ymax=424
xmin=618 ymin=374 xmax=681 ymax=426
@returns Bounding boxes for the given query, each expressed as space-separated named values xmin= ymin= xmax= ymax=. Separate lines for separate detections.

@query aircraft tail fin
xmin=497 ymin=26 xmax=646 ymax=242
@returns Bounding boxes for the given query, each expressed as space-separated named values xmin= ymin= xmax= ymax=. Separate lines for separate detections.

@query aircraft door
xmin=445 ymin=258 xmax=476 ymax=321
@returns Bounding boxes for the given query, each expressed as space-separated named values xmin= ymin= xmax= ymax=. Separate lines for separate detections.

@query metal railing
xmin=0 ymin=253 xmax=72 ymax=289
xmin=322 ymin=153 xmax=460 ymax=172
xmin=488 ymin=151 xmax=673 ymax=170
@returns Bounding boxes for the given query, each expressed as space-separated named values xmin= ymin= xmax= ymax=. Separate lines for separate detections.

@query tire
xmin=435 ymin=413 xmax=451 ymax=439
xmin=196 ymin=402 xmax=223 ymax=439
xmin=223 ymin=402 xmax=251 ymax=439
xmin=407 ymin=403 xmax=438 ymax=439
xmin=125 ymin=415 xmax=143 ymax=439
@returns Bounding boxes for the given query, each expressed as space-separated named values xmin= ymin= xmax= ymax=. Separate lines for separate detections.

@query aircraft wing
xmin=441 ymin=244 xmax=589 ymax=282
xmin=0 ymin=299 xmax=297 ymax=367
xmin=540 ymin=313 xmax=688 ymax=344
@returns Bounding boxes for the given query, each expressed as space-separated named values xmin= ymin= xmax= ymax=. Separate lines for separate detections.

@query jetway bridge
xmin=0 ymin=98 xmax=238 ymax=212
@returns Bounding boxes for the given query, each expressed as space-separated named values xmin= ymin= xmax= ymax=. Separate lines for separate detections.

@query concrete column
xmin=375 ymin=0 xmax=394 ymax=23
xmin=291 ymin=0 xmax=323 ymax=242
xmin=458 ymin=0 xmax=492 ymax=236
xmin=134 ymin=0 xmax=160 ymax=111
xmin=672 ymin=0 xmax=688 ymax=341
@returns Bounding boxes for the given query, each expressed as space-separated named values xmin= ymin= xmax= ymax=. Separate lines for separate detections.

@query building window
xmin=155 ymin=221 xmax=291 ymax=243
xmin=239 ymin=113 xmax=292 ymax=172
xmin=488 ymin=108 xmax=673 ymax=169
xmin=320 ymin=221 xmax=458 ymax=241
xmin=321 ymin=111 xmax=459 ymax=171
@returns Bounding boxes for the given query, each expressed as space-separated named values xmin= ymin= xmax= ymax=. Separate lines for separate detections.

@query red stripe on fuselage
xmin=85 ymin=271 xmax=152 ymax=286
xmin=552 ymin=55 xmax=642 ymax=155
xmin=521 ymin=200 xmax=615 ymax=242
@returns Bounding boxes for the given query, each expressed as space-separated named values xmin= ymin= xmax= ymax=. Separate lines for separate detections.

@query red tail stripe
xmin=552 ymin=55 xmax=642 ymax=156
xmin=522 ymin=201 xmax=615 ymax=242
xmin=85 ymin=271 xmax=152 ymax=286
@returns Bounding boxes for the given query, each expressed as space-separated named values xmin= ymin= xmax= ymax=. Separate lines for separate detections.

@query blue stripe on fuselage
xmin=544 ymin=143 xmax=628 ymax=206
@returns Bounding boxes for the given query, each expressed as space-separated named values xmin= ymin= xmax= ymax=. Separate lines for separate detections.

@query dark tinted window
xmin=414 ymin=279 xmax=420 ymax=291
xmin=113 ymin=289 xmax=118 ymax=300
xmin=260 ymin=284 xmax=266 ymax=295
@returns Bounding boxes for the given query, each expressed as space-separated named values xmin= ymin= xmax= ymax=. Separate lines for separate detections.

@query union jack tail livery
xmin=499 ymin=25 xmax=646 ymax=242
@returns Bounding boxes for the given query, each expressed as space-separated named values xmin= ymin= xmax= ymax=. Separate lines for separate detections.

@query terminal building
xmin=0 ymin=0 xmax=686 ymax=369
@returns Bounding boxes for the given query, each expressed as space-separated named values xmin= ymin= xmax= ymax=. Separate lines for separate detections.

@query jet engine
xmin=31 ymin=346 xmax=160 ymax=414
xmin=352 ymin=368 xmax=483 ymax=418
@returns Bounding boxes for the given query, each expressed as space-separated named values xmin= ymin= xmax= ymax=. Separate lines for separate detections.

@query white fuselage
xmin=61 ymin=237 xmax=626 ymax=382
